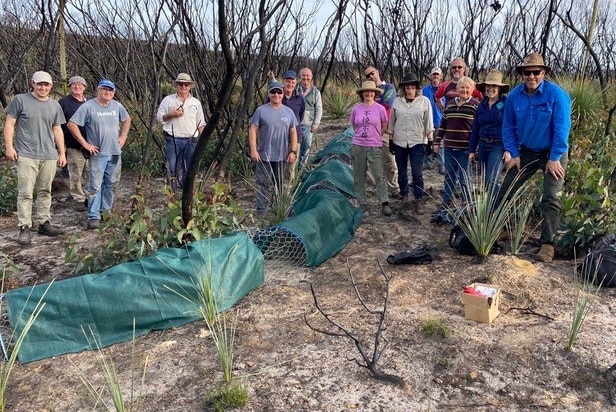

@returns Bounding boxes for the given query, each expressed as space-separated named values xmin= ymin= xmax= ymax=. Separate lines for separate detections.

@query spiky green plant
xmin=0 ymin=281 xmax=53 ymax=412
xmin=449 ymin=164 xmax=525 ymax=261
xmin=566 ymin=257 xmax=603 ymax=351
xmin=71 ymin=322 xmax=148 ymax=412
xmin=323 ymin=86 xmax=357 ymax=119
xmin=505 ymin=188 xmax=537 ymax=255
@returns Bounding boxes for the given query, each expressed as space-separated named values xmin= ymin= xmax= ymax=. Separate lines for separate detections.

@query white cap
xmin=32 ymin=71 xmax=53 ymax=84
xmin=430 ymin=67 xmax=443 ymax=75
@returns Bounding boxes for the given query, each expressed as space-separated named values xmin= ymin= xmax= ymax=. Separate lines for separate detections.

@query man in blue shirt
xmin=500 ymin=53 xmax=572 ymax=262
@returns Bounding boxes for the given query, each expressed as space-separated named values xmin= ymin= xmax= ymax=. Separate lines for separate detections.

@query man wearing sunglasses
xmin=249 ymin=82 xmax=299 ymax=216
xmin=499 ymin=52 xmax=571 ymax=263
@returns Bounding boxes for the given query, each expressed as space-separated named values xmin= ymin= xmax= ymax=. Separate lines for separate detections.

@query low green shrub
xmin=66 ymin=182 xmax=246 ymax=275
xmin=559 ymin=132 xmax=616 ymax=252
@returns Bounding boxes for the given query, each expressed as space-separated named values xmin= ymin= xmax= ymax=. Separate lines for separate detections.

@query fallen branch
xmin=504 ymin=306 xmax=555 ymax=321
xmin=304 ymin=258 xmax=405 ymax=388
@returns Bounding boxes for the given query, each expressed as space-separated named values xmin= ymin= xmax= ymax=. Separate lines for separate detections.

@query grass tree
xmin=448 ymin=164 xmax=526 ymax=262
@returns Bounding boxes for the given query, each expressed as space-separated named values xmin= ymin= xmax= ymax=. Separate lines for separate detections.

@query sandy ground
xmin=1 ymin=121 xmax=616 ymax=411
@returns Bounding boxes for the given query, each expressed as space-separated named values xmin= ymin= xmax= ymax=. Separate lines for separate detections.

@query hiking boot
xmin=75 ymin=200 xmax=87 ymax=212
xmin=18 ymin=225 xmax=31 ymax=245
xmin=389 ymin=191 xmax=402 ymax=200
xmin=535 ymin=244 xmax=555 ymax=262
xmin=38 ymin=221 xmax=64 ymax=236
xmin=414 ymin=199 xmax=425 ymax=215
xmin=88 ymin=219 xmax=101 ymax=230
xmin=382 ymin=205 xmax=392 ymax=216
xmin=400 ymin=195 xmax=410 ymax=205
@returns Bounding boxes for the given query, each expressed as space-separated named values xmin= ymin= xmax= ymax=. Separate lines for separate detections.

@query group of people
xmin=348 ymin=52 xmax=571 ymax=263
xmin=7 ymin=53 xmax=570 ymax=263
xmin=4 ymin=71 xmax=131 ymax=244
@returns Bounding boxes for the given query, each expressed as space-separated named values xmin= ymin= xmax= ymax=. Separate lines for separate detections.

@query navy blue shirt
xmin=469 ymin=95 xmax=507 ymax=153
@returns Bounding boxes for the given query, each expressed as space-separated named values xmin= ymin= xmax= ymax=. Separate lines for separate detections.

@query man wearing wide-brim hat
xmin=499 ymin=52 xmax=572 ymax=263
xmin=156 ymin=72 xmax=206 ymax=190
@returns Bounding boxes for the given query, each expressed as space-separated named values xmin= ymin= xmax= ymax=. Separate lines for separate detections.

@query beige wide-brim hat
xmin=175 ymin=73 xmax=196 ymax=84
xmin=515 ymin=52 xmax=551 ymax=74
xmin=356 ymin=80 xmax=382 ymax=96
xmin=477 ymin=69 xmax=510 ymax=94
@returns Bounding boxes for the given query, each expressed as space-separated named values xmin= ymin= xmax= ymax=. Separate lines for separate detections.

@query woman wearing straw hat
xmin=389 ymin=72 xmax=434 ymax=214
xmin=468 ymin=69 xmax=510 ymax=192
xmin=349 ymin=80 xmax=392 ymax=216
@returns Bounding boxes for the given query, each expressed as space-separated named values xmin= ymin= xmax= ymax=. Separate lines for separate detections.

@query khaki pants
xmin=367 ymin=138 xmax=399 ymax=193
xmin=17 ymin=156 xmax=57 ymax=228
xmin=67 ymin=147 xmax=88 ymax=203
xmin=351 ymin=145 xmax=389 ymax=206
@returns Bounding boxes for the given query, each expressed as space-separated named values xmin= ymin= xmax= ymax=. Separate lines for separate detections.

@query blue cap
xmin=282 ymin=70 xmax=297 ymax=79
xmin=98 ymin=79 xmax=116 ymax=90
xmin=268 ymin=82 xmax=283 ymax=92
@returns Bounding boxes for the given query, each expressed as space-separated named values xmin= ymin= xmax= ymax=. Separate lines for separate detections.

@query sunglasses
xmin=451 ymin=65 xmax=464 ymax=70
xmin=523 ymin=69 xmax=543 ymax=76
xmin=269 ymin=90 xmax=283 ymax=94
xmin=176 ymin=83 xmax=191 ymax=87
xmin=365 ymin=71 xmax=376 ymax=78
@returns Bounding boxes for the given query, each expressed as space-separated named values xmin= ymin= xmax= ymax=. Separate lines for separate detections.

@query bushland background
xmin=1 ymin=0 xmax=616 ymax=410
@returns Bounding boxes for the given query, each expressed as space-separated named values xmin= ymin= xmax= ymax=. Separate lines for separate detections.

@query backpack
xmin=387 ymin=244 xmax=433 ymax=265
xmin=582 ymin=233 xmax=616 ymax=287
xmin=448 ymin=225 xmax=477 ymax=256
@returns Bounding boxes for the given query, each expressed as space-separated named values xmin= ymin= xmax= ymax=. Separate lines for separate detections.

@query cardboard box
xmin=460 ymin=283 xmax=501 ymax=323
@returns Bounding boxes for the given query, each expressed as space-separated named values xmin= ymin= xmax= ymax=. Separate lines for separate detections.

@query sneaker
xmin=389 ymin=191 xmax=403 ymax=200
xmin=382 ymin=205 xmax=392 ymax=216
xmin=87 ymin=219 xmax=101 ymax=230
xmin=18 ymin=225 xmax=31 ymax=245
xmin=414 ymin=199 xmax=425 ymax=215
xmin=38 ymin=221 xmax=64 ymax=236
xmin=75 ymin=200 xmax=87 ymax=212
xmin=535 ymin=244 xmax=555 ymax=263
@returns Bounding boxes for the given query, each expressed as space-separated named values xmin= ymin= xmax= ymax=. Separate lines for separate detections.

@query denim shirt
xmin=469 ymin=95 xmax=507 ymax=153
xmin=502 ymin=80 xmax=571 ymax=161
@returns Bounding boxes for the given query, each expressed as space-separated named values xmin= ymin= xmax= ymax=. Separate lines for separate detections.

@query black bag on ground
xmin=582 ymin=233 xmax=616 ymax=287
xmin=387 ymin=244 xmax=433 ymax=265
xmin=448 ymin=225 xmax=477 ymax=256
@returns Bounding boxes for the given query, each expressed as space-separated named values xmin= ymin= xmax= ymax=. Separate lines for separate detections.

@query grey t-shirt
xmin=250 ymin=103 xmax=298 ymax=162
xmin=70 ymin=99 xmax=129 ymax=156
xmin=4 ymin=93 xmax=65 ymax=160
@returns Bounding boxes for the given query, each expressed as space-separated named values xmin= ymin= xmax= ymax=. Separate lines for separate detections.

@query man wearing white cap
xmin=68 ymin=79 xmax=131 ymax=230
xmin=59 ymin=75 xmax=88 ymax=211
xmin=3 ymin=71 xmax=67 ymax=245
xmin=156 ymin=73 xmax=206 ymax=189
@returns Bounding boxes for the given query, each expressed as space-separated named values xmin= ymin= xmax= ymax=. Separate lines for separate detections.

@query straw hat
xmin=175 ymin=73 xmax=195 ymax=84
xmin=515 ymin=52 xmax=551 ymax=74
xmin=477 ymin=69 xmax=510 ymax=94
xmin=356 ymin=80 xmax=382 ymax=96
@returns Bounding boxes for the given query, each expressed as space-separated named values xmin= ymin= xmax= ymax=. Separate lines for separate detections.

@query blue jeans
xmin=165 ymin=136 xmax=196 ymax=186
xmin=498 ymin=149 xmax=568 ymax=244
xmin=88 ymin=154 xmax=121 ymax=221
xmin=477 ymin=139 xmax=505 ymax=192
xmin=443 ymin=148 xmax=470 ymax=204
xmin=299 ymin=125 xmax=313 ymax=168
xmin=393 ymin=143 xmax=425 ymax=199
xmin=254 ymin=160 xmax=285 ymax=213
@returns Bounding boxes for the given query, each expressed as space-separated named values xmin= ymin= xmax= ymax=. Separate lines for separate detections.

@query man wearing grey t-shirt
xmin=248 ymin=82 xmax=298 ymax=216
xmin=3 ymin=71 xmax=67 ymax=245
xmin=68 ymin=79 xmax=131 ymax=230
